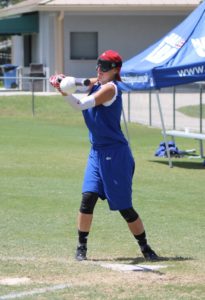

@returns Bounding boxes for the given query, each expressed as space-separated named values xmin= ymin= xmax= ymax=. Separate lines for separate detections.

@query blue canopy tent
xmin=119 ymin=0 xmax=205 ymax=167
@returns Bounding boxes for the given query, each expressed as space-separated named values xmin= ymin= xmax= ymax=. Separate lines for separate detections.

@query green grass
xmin=178 ymin=104 xmax=205 ymax=119
xmin=0 ymin=95 xmax=205 ymax=299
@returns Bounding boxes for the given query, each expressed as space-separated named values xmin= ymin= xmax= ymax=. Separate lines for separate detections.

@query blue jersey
xmin=82 ymin=81 xmax=134 ymax=210
xmin=82 ymin=81 xmax=128 ymax=149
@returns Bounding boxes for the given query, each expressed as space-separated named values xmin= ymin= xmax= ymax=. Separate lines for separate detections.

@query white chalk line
xmin=0 ymin=257 xmax=167 ymax=300
xmin=0 ymin=283 xmax=71 ymax=300
xmin=0 ymin=256 xmax=68 ymax=264
xmin=0 ymin=278 xmax=31 ymax=286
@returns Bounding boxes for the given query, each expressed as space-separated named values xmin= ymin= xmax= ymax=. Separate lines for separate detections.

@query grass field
xmin=0 ymin=95 xmax=205 ymax=299
xmin=178 ymin=104 xmax=205 ymax=119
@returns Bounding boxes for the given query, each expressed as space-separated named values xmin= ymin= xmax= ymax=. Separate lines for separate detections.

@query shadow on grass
xmin=150 ymin=159 xmax=205 ymax=169
xmin=91 ymin=255 xmax=193 ymax=264
xmin=115 ymin=255 xmax=194 ymax=264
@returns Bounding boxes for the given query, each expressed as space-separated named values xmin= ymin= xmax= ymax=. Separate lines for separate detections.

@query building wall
xmin=63 ymin=13 xmax=185 ymax=78
xmin=11 ymin=11 xmax=188 ymax=90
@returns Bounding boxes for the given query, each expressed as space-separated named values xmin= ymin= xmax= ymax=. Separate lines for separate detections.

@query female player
xmin=49 ymin=50 xmax=158 ymax=261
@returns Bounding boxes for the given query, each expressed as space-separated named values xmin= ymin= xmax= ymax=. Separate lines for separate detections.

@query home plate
xmin=98 ymin=263 xmax=167 ymax=272
xmin=0 ymin=277 xmax=31 ymax=286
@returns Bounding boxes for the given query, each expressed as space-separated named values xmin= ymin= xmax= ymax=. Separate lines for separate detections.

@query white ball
xmin=60 ymin=76 xmax=76 ymax=94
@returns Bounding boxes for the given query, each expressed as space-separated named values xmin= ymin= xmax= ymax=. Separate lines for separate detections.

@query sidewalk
xmin=122 ymin=91 xmax=205 ymax=133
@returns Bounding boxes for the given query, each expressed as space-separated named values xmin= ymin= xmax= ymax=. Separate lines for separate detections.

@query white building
xmin=0 ymin=0 xmax=202 ymax=89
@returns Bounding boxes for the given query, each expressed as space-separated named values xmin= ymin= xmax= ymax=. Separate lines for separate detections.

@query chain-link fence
xmin=0 ymin=76 xmax=204 ymax=133
xmin=122 ymin=83 xmax=205 ymax=133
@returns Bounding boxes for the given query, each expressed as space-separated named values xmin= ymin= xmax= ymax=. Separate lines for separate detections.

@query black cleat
xmin=141 ymin=245 xmax=158 ymax=261
xmin=75 ymin=245 xmax=87 ymax=261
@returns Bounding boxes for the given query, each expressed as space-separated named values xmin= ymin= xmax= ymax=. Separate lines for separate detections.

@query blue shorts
xmin=82 ymin=144 xmax=135 ymax=211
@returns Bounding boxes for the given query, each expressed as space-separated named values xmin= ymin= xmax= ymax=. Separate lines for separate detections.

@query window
xmin=70 ymin=32 xmax=98 ymax=60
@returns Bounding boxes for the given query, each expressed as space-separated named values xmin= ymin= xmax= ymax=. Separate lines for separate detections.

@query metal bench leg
xmin=199 ymin=140 xmax=204 ymax=158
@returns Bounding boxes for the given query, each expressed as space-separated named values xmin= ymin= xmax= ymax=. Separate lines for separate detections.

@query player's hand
xmin=49 ymin=74 xmax=65 ymax=93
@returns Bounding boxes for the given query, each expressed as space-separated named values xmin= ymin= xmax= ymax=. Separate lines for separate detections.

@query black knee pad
xmin=119 ymin=207 xmax=139 ymax=223
xmin=80 ymin=192 xmax=98 ymax=214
